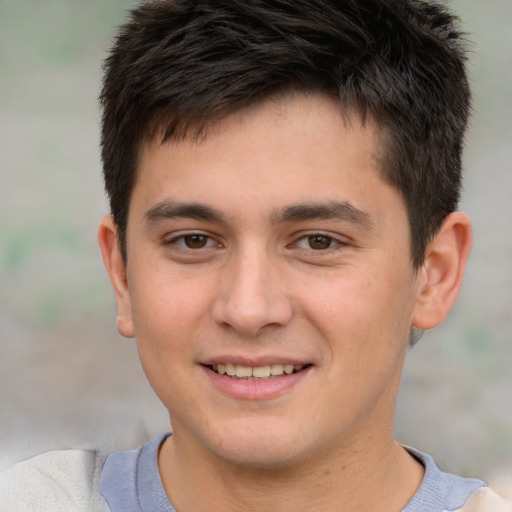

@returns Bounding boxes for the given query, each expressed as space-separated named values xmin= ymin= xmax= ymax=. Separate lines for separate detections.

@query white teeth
xmin=234 ymin=365 xmax=253 ymax=378
xmin=270 ymin=364 xmax=284 ymax=376
xmin=252 ymin=365 xmax=271 ymax=378
xmin=212 ymin=363 xmax=306 ymax=378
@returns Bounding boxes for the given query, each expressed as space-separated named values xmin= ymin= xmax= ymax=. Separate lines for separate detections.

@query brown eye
xmin=307 ymin=235 xmax=332 ymax=250
xmin=183 ymin=234 xmax=209 ymax=248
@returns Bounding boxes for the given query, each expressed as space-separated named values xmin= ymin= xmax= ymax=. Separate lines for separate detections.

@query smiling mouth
xmin=207 ymin=363 xmax=309 ymax=380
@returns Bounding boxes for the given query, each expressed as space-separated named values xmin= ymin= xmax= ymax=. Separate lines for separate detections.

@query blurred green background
xmin=1 ymin=0 xmax=511 ymax=480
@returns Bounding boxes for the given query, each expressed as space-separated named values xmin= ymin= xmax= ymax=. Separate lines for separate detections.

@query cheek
xmin=131 ymin=281 xmax=206 ymax=409
xmin=129 ymin=269 xmax=216 ymax=378
xmin=130 ymin=262 xmax=213 ymax=331
xmin=299 ymin=263 xmax=415 ymax=352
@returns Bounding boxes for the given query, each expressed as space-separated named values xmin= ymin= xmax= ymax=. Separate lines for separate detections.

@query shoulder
xmin=454 ymin=487 xmax=512 ymax=512
xmin=0 ymin=448 xmax=109 ymax=511
xmin=403 ymin=447 xmax=485 ymax=512
xmin=403 ymin=447 xmax=512 ymax=512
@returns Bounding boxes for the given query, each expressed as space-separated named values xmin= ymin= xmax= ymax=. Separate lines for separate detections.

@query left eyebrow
xmin=271 ymin=201 xmax=374 ymax=229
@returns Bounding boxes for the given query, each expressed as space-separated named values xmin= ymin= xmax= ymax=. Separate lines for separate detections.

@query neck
xmin=158 ymin=420 xmax=424 ymax=512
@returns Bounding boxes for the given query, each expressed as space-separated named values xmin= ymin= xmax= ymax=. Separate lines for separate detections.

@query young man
xmin=1 ymin=0 xmax=510 ymax=511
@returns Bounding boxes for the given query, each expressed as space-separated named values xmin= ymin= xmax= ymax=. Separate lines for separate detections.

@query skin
xmin=98 ymin=93 xmax=472 ymax=511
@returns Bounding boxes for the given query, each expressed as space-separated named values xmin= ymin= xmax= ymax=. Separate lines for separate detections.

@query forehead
xmin=132 ymin=93 xmax=399 ymax=225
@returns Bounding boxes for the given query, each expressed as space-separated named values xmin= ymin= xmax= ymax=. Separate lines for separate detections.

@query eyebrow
xmin=271 ymin=201 xmax=374 ymax=228
xmin=145 ymin=201 xmax=226 ymax=223
xmin=144 ymin=200 xmax=374 ymax=229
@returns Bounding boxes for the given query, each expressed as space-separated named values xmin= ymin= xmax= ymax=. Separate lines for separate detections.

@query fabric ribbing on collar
xmin=402 ymin=446 xmax=485 ymax=512
xmin=99 ymin=433 xmax=174 ymax=512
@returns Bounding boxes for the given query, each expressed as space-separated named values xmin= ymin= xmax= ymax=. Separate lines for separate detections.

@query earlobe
xmin=97 ymin=216 xmax=135 ymax=338
xmin=412 ymin=212 xmax=472 ymax=331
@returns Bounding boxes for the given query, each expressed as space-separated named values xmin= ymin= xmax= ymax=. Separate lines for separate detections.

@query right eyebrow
xmin=144 ymin=201 xmax=226 ymax=224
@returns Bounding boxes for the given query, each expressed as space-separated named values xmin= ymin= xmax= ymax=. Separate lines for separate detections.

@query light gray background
xmin=1 ymin=0 xmax=511 ymax=481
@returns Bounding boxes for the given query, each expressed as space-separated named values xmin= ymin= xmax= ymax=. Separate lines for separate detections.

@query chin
xmin=203 ymin=418 xmax=314 ymax=469
xmin=217 ymin=442 xmax=302 ymax=470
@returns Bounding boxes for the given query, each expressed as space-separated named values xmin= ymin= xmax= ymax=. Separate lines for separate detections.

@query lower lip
xmin=201 ymin=366 xmax=311 ymax=401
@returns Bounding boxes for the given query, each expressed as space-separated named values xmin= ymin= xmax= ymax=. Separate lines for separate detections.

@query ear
xmin=97 ymin=216 xmax=134 ymax=338
xmin=412 ymin=212 xmax=472 ymax=331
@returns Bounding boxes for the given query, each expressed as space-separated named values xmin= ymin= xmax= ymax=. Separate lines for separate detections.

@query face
xmin=111 ymin=94 xmax=423 ymax=468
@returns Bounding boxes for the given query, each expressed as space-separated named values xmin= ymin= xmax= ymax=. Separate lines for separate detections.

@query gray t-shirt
xmin=99 ymin=433 xmax=486 ymax=512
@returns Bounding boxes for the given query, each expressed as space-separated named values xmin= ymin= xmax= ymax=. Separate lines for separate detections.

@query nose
xmin=212 ymin=247 xmax=293 ymax=337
